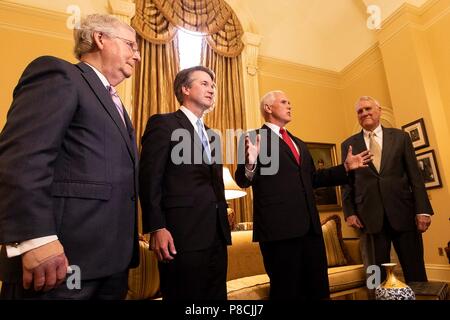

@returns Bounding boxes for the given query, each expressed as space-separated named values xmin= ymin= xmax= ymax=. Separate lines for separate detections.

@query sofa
xmin=226 ymin=215 xmax=368 ymax=300
xmin=127 ymin=215 xmax=368 ymax=300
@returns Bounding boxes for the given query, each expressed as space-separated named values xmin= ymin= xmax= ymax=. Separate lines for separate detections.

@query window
xmin=177 ymin=28 xmax=203 ymax=70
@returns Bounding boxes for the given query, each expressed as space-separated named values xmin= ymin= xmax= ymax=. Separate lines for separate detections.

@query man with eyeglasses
xmin=0 ymin=14 xmax=141 ymax=299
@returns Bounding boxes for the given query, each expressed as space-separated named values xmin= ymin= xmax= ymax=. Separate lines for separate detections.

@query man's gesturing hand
xmin=245 ymin=133 xmax=261 ymax=170
xmin=344 ymin=145 xmax=372 ymax=171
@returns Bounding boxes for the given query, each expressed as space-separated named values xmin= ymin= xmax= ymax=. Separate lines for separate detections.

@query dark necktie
xmin=279 ymin=127 xmax=300 ymax=165
xmin=107 ymin=85 xmax=126 ymax=127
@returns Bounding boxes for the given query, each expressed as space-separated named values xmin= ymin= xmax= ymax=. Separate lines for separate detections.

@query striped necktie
xmin=107 ymin=85 xmax=126 ymax=127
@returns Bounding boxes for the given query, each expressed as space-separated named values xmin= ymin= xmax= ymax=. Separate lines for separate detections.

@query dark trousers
xmin=159 ymin=228 xmax=228 ymax=300
xmin=361 ymin=215 xmax=427 ymax=284
xmin=0 ymin=270 xmax=129 ymax=300
xmin=259 ymin=229 xmax=330 ymax=300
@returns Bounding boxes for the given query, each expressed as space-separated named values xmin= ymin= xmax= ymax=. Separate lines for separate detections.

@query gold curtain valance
xmin=132 ymin=0 xmax=177 ymax=44
xmin=132 ymin=0 xmax=244 ymax=57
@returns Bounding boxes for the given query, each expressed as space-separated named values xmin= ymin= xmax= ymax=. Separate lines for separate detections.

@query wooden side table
xmin=408 ymin=281 xmax=448 ymax=300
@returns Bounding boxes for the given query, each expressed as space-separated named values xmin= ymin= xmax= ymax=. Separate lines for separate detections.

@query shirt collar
xmin=83 ymin=62 xmax=110 ymax=88
xmin=265 ymin=122 xmax=283 ymax=136
xmin=363 ymin=124 xmax=382 ymax=138
xmin=180 ymin=106 xmax=203 ymax=129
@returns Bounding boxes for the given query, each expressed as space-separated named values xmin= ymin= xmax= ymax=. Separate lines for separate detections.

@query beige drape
xmin=132 ymin=38 xmax=180 ymax=149
xmin=132 ymin=0 xmax=252 ymax=224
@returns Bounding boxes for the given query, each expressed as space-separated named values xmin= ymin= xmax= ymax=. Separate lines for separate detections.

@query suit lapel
xmin=174 ymin=110 xmax=205 ymax=163
xmin=380 ymin=127 xmax=393 ymax=174
xmin=289 ymin=133 xmax=305 ymax=167
xmin=262 ymin=125 xmax=299 ymax=166
xmin=354 ymin=130 xmax=378 ymax=174
xmin=283 ymin=129 xmax=301 ymax=166
xmin=205 ymin=124 xmax=221 ymax=164
xmin=124 ymin=109 xmax=138 ymax=162
xmin=76 ymin=62 xmax=135 ymax=162
xmin=352 ymin=131 xmax=367 ymax=154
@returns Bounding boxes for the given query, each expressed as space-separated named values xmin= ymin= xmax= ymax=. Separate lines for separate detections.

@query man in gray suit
xmin=0 ymin=14 xmax=141 ymax=299
xmin=341 ymin=96 xmax=433 ymax=284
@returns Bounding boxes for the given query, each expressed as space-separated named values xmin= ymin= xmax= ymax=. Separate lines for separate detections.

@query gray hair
xmin=355 ymin=96 xmax=381 ymax=110
xmin=73 ymin=14 xmax=135 ymax=59
xmin=260 ymin=90 xmax=284 ymax=115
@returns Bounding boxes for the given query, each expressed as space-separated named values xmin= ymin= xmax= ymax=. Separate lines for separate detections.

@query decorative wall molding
xmin=0 ymin=1 xmax=72 ymax=40
xmin=241 ymin=32 xmax=263 ymax=130
xmin=340 ymin=44 xmax=384 ymax=89
xmin=426 ymin=264 xmax=450 ymax=282
xmin=377 ymin=0 xmax=450 ymax=48
xmin=259 ymin=56 xmax=341 ymax=89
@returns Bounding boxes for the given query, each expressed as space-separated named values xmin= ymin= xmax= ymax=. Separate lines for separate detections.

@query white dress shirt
xmin=180 ymin=105 xmax=211 ymax=151
xmin=362 ymin=124 xmax=383 ymax=151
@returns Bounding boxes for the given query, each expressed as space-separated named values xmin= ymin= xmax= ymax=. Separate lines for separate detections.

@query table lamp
xmin=222 ymin=167 xmax=246 ymax=230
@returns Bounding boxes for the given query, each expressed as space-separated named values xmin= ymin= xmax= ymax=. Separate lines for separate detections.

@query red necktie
xmin=279 ymin=127 xmax=300 ymax=165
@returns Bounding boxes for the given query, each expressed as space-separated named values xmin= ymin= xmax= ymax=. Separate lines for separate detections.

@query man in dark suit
xmin=235 ymin=90 xmax=371 ymax=300
xmin=139 ymin=66 xmax=231 ymax=300
xmin=341 ymin=96 xmax=433 ymax=284
xmin=0 ymin=14 xmax=141 ymax=299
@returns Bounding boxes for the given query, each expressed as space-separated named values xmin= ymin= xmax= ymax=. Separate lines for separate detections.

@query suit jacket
xmin=341 ymin=127 xmax=433 ymax=234
xmin=139 ymin=110 xmax=231 ymax=252
xmin=0 ymin=56 xmax=139 ymax=282
xmin=235 ymin=125 xmax=348 ymax=242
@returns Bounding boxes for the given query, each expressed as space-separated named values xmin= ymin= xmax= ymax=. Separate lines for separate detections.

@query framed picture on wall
xmin=306 ymin=142 xmax=342 ymax=211
xmin=401 ymin=118 xmax=430 ymax=150
xmin=416 ymin=150 xmax=442 ymax=189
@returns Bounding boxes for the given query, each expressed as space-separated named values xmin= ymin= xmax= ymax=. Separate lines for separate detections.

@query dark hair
xmin=173 ymin=66 xmax=215 ymax=104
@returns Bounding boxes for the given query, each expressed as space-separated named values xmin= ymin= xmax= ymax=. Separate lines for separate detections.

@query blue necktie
xmin=196 ymin=119 xmax=211 ymax=163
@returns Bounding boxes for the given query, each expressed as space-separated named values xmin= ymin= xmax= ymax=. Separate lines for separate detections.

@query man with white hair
xmin=0 ymin=14 xmax=141 ymax=299
xmin=341 ymin=96 xmax=433 ymax=286
xmin=235 ymin=90 xmax=371 ymax=300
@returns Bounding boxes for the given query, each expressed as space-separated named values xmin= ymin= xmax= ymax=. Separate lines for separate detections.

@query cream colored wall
xmin=375 ymin=2 xmax=450 ymax=274
xmin=4 ymin=0 xmax=109 ymax=15
xmin=0 ymin=1 xmax=76 ymax=129
xmin=340 ymin=46 xmax=393 ymax=135
xmin=258 ymin=57 xmax=345 ymax=143
xmin=427 ymin=9 xmax=450 ymax=143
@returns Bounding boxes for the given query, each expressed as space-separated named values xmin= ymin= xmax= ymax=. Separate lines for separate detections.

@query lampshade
xmin=222 ymin=167 xmax=247 ymax=200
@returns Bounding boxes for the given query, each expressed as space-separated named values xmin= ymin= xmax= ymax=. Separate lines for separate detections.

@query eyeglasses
xmin=103 ymin=33 xmax=140 ymax=56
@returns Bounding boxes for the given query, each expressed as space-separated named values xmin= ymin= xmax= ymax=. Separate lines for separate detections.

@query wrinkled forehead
xmin=355 ymin=99 xmax=378 ymax=112
xmin=273 ymin=91 xmax=287 ymax=102
xmin=116 ymin=24 xmax=136 ymax=38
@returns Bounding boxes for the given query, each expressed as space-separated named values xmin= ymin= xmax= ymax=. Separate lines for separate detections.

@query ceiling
xmin=9 ymin=0 xmax=429 ymax=72
xmin=227 ymin=0 xmax=428 ymax=72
